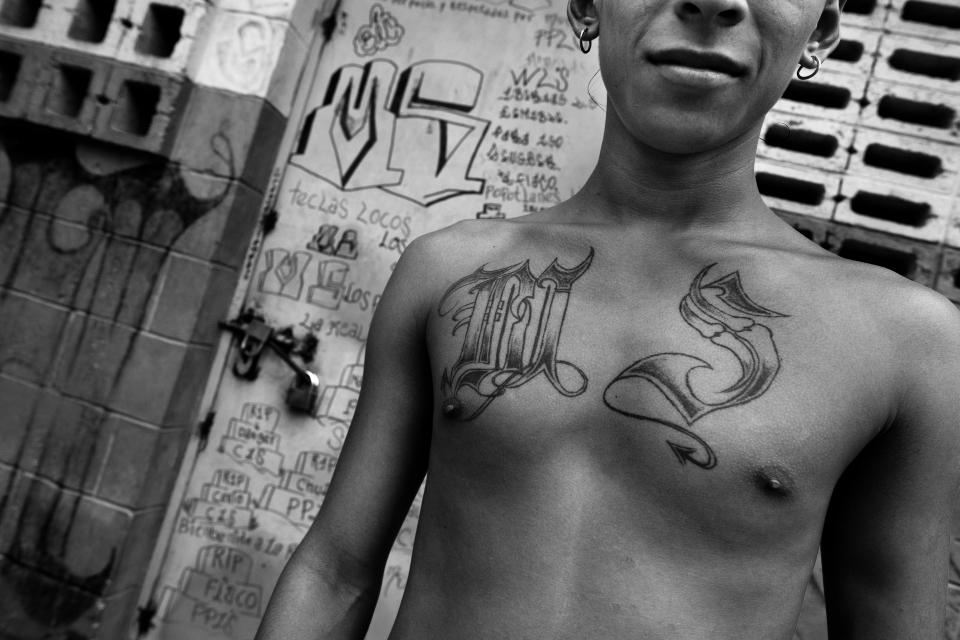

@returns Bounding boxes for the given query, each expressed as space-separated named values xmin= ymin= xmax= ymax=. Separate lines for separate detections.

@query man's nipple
xmin=754 ymin=464 xmax=795 ymax=498
xmin=441 ymin=397 xmax=464 ymax=419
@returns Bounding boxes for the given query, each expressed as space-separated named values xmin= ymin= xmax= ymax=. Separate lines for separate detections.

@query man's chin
xmin=629 ymin=123 xmax=746 ymax=158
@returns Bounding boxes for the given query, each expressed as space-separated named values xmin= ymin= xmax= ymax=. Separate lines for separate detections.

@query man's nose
xmin=674 ymin=0 xmax=747 ymax=27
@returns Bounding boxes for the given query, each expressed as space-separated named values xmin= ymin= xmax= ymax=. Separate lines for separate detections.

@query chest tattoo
xmin=438 ymin=249 xmax=594 ymax=420
xmin=603 ymin=264 xmax=789 ymax=470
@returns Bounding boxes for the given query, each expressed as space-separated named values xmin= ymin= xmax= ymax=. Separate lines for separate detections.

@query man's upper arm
xmin=822 ymin=290 xmax=960 ymax=639
xmin=294 ymin=235 xmax=437 ymax=586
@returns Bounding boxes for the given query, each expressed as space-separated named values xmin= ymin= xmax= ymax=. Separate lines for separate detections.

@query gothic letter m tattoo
xmin=438 ymin=249 xmax=594 ymax=420
xmin=603 ymin=265 xmax=789 ymax=470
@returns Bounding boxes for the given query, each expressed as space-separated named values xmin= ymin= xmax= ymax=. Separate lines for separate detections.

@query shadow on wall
xmin=0 ymin=118 xmax=233 ymax=638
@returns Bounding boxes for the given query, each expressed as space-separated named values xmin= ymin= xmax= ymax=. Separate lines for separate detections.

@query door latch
xmin=220 ymin=313 xmax=323 ymax=415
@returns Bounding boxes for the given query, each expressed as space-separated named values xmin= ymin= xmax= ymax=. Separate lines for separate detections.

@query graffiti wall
xmin=145 ymin=1 xmax=608 ymax=638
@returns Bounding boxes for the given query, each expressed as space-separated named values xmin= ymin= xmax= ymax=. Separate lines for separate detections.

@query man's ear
xmin=567 ymin=0 xmax=599 ymax=40
xmin=805 ymin=0 xmax=842 ymax=62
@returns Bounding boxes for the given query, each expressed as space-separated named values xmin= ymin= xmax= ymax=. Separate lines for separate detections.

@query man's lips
xmin=647 ymin=49 xmax=748 ymax=77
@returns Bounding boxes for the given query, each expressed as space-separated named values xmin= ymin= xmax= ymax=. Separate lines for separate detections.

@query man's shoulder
xmin=389 ymin=219 xmax=527 ymax=310
xmin=824 ymin=255 xmax=959 ymax=342
xmin=411 ymin=218 xmax=527 ymax=255
xmin=399 ymin=219 xmax=534 ymax=278
xmin=806 ymin=252 xmax=960 ymax=404
xmin=781 ymin=246 xmax=956 ymax=328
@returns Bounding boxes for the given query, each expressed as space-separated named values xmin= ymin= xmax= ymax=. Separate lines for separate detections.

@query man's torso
xmin=387 ymin=215 xmax=909 ymax=639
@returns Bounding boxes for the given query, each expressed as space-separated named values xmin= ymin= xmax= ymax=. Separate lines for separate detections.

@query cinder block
xmin=758 ymin=113 xmax=853 ymax=173
xmin=948 ymin=584 xmax=960 ymax=640
xmin=824 ymin=25 xmax=881 ymax=80
xmin=54 ymin=312 xmax=138 ymax=406
xmin=755 ymin=159 xmax=841 ymax=220
xmin=874 ymin=31 xmax=960 ymax=94
xmin=26 ymin=46 xmax=111 ymax=135
xmin=114 ymin=0 xmax=209 ymax=74
xmin=219 ymin=0 xmax=318 ymax=40
xmin=0 ymin=38 xmax=41 ymax=119
xmin=172 ymin=175 xmax=265 ymax=269
xmin=83 ymin=237 xmax=167 ymax=326
xmin=0 ymin=375 xmax=40 ymax=467
xmin=839 ymin=0 xmax=890 ymax=31
xmin=0 ymin=470 xmax=26 ymax=550
xmin=170 ymin=85 xmax=287 ymax=187
xmin=61 ymin=493 xmax=132 ymax=579
xmin=93 ymin=61 xmax=192 ymax=154
xmin=94 ymin=415 xmax=159 ymax=506
xmin=109 ymin=506 xmax=165 ymax=592
xmin=847 ymin=128 xmax=959 ymax=194
xmin=89 ymin=586 xmax=141 ymax=640
xmin=9 ymin=213 xmax=109 ymax=307
xmin=0 ymin=476 xmax=130 ymax=580
xmin=149 ymin=253 xmax=239 ymax=344
xmin=0 ymin=464 xmax=12 ymax=503
xmin=0 ymin=291 xmax=70 ymax=384
xmin=106 ymin=331 xmax=194 ymax=424
xmin=0 ymin=389 xmax=53 ymax=476
xmin=2 ymin=0 xmax=129 ymax=56
xmin=0 ymin=205 xmax=30 ymax=284
xmin=887 ymin=0 xmax=960 ymax=41
xmin=0 ymin=550 xmax=113 ymax=634
xmin=262 ymin=18 xmax=306 ymax=116
xmin=947 ymin=201 xmax=960 ymax=249
xmin=31 ymin=394 xmax=112 ymax=495
xmin=0 ymin=0 xmax=44 ymax=29
xmin=64 ymin=0 xmax=120 ymax=44
xmin=188 ymin=9 xmax=305 ymax=116
xmin=861 ymin=78 xmax=960 ymax=143
xmin=937 ymin=247 xmax=960 ymax=304
xmin=834 ymin=176 xmax=952 ymax=244
xmin=59 ymin=0 xmax=131 ymax=57
xmin=136 ymin=426 xmax=189 ymax=506
xmin=0 ymin=0 xmax=57 ymax=45
xmin=772 ymin=74 xmax=866 ymax=124
xmin=165 ymin=342 xmax=214 ymax=424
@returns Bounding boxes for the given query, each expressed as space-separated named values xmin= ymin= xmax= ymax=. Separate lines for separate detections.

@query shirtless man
xmin=256 ymin=0 xmax=960 ymax=637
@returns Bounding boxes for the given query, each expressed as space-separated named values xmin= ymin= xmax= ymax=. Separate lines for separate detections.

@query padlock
xmin=286 ymin=370 xmax=321 ymax=414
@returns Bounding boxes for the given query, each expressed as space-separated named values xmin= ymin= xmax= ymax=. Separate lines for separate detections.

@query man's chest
xmin=424 ymin=249 xmax=892 ymax=522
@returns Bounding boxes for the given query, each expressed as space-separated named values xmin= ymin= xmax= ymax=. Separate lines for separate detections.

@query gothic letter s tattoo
xmin=438 ymin=249 xmax=594 ymax=420
xmin=603 ymin=264 xmax=789 ymax=469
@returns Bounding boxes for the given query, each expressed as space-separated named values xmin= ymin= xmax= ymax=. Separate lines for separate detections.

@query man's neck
xmin=572 ymin=109 xmax=772 ymax=235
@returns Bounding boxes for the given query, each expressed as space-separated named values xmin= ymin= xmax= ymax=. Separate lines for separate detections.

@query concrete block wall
xmin=757 ymin=2 xmax=960 ymax=634
xmin=758 ymin=0 xmax=960 ymax=306
xmin=0 ymin=111 xmax=275 ymax=638
xmin=0 ymin=0 xmax=313 ymax=149
xmin=0 ymin=0 xmax=309 ymax=632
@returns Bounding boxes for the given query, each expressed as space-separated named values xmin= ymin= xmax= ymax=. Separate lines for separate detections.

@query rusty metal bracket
xmin=219 ymin=316 xmax=273 ymax=380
